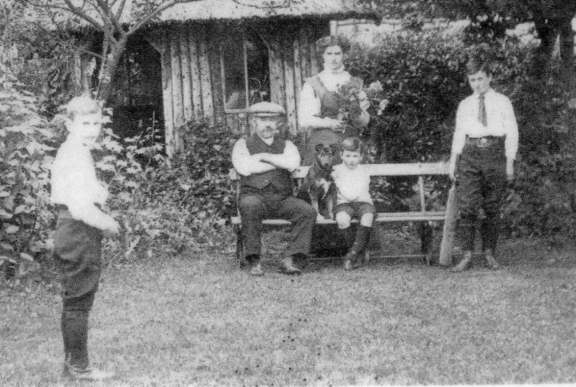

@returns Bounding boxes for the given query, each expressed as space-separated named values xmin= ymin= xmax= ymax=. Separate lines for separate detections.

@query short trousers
xmin=335 ymin=202 xmax=376 ymax=220
xmin=53 ymin=209 xmax=103 ymax=299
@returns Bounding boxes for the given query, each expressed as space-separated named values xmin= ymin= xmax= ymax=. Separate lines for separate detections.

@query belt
xmin=465 ymin=136 xmax=504 ymax=148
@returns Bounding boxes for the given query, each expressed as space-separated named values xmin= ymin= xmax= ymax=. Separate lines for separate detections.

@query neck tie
xmin=478 ymin=93 xmax=487 ymax=126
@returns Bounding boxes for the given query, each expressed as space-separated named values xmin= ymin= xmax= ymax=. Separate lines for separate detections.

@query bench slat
xmin=230 ymin=162 xmax=449 ymax=181
xmin=231 ymin=211 xmax=446 ymax=225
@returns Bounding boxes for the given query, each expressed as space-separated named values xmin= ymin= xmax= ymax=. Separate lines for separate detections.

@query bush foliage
xmin=346 ymin=30 xmax=576 ymax=241
xmin=4 ymin=27 xmax=576 ymax=277
xmin=100 ymin=121 xmax=236 ymax=262
xmin=0 ymin=65 xmax=62 ymax=276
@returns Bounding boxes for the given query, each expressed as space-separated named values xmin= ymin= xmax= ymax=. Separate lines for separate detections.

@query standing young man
xmin=232 ymin=102 xmax=316 ymax=276
xmin=448 ymin=58 xmax=519 ymax=272
xmin=51 ymin=95 xmax=119 ymax=380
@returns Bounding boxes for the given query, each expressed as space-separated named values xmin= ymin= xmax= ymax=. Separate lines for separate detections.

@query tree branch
xmin=95 ymin=0 xmax=124 ymax=34
xmin=56 ymin=0 xmax=105 ymax=31
xmin=113 ymin=0 xmax=128 ymax=22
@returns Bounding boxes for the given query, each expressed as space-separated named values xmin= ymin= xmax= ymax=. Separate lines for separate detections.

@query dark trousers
xmin=54 ymin=209 xmax=102 ymax=368
xmin=239 ymin=192 xmax=316 ymax=257
xmin=456 ymin=141 xmax=507 ymax=252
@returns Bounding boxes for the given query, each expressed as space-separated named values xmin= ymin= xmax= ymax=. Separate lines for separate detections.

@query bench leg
xmin=439 ymin=186 xmax=457 ymax=266
xmin=234 ymin=224 xmax=246 ymax=268
xmin=419 ymin=222 xmax=434 ymax=265
xmin=363 ymin=249 xmax=370 ymax=264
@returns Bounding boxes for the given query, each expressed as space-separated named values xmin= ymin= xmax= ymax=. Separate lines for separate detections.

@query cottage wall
xmin=146 ymin=20 xmax=328 ymax=157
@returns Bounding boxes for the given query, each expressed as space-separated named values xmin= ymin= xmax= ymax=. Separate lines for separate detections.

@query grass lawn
xmin=2 ymin=235 xmax=576 ymax=386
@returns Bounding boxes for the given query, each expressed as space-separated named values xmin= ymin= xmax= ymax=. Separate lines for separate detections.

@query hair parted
xmin=340 ymin=136 xmax=364 ymax=153
xmin=465 ymin=57 xmax=492 ymax=76
xmin=64 ymin=94 xmax=102 ymax=120
xmin=316 ymin=35 xmax=351 ymax=57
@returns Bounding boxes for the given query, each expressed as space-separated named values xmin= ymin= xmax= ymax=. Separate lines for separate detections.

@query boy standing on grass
xmin=51 ymin=95 xmax=119 ymax=381
xmin=332 ymin=137 xmax=375 ymax=270
xmin=448 ymin=57 xmax=518 ymax=272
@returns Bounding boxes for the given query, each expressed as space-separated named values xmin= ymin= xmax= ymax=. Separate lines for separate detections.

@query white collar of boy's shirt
xmin=472 ymin=88 xmax=494 ymax=99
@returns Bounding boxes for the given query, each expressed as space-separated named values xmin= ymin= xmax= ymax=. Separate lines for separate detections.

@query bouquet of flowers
xmin=336 ymin=80 xmax=389 ymax=134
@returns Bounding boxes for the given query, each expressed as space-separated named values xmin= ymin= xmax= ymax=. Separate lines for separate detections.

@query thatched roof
xmin=154 ymin=0 xmax=378 ymax=23
xmin=57 ymin=0 xmax=379 ymax=33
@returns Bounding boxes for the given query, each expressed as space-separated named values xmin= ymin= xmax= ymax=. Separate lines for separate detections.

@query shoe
xmin=450 ymin=251 xmax=472 ymax=272
xmin=249 ymin=261 xmax=264 ymax=276
xmin=343 ymin=251 xmax=360 ymax=271
xmin=343 ymin=257 xmax=353 ymax=271
xmin=279 ymin=256 xmax=301 ymax=275
xmin=62 ymin=364 xmax=114 ymax=381
xmin=292 ymin=253 xmax=309 ymax=269
xmin=485 ymin=249 xmax=500 ymax=270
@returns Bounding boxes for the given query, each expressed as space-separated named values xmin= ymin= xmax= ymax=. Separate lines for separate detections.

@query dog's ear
xmin=329 ymin=144 xmax=339 ymax=154
xmin=315 ymin=143 xmax=324 ymax=153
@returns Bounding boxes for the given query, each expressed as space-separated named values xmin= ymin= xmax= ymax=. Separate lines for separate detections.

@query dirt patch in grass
xmin=2 ymin=237 xmax=576 ymax=385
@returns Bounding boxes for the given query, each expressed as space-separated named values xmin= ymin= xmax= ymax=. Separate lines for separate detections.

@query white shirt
xmin=51 ymin=138 xmax=108 ymax=218
xmin=231 ymin=137 xmax=300 ymax=176
xmin=298 ymin=70 xmax=369 ymax=128
xmin=452 ymin=88 xmax=519 ymax=160
xmin=331 ymin=163 xmax=373 ymax=205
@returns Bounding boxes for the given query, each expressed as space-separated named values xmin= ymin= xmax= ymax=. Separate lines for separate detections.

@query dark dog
xmin=301 ymin=144 xmax=338 ymax=220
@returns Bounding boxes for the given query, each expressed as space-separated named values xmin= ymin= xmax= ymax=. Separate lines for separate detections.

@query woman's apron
xmin=301 ymin=75 xmax=363 ymax=165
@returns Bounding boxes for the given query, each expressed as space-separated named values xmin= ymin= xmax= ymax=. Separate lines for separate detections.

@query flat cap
xmin=247 ymin=101 xmax=285 ymax=116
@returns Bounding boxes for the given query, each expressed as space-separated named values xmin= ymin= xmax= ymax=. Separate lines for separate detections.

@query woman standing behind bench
xmin=448 ymin=57 xmax=518 ymax=272
xmin=298 ymin=35 xmax=370 ymax=257
xmin=298 ymin=35 xmax=370 ymax=165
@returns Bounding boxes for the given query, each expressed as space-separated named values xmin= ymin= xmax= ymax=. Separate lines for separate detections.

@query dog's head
xmin=314 ymin=144 xmax=337 ymax=169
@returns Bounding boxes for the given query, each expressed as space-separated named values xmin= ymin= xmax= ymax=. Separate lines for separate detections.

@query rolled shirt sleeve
xmin=232 ymin=138 xmax=300 ymax=176
xmin=452 ymin=101 xmax=473 ymax=156
xmin=298 ymin=83 xmax=321 ymax=128
xmin=501 ymin=97 xmax=519 ymax=160
xmin=282 ymin=140 xmax=301 ymax=171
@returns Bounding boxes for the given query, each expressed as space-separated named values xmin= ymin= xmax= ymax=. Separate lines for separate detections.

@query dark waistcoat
xmin=241 ymin=134 xmax=293 ymax=196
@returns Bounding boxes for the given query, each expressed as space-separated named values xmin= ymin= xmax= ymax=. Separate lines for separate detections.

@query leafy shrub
xmin=345 ymin=29 xmax=576 ymax=243
xmin=0 ymin=64 xmax=62 ymax=277
xmin=502 ymin=73 xmax=576 ymax=242
xmin=100 ymin=121 xmax=237 ymax=262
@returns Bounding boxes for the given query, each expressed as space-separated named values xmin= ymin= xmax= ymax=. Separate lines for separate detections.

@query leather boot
xmin=484 ymin=249 xmax=500 ymax=270
xmin=246 ymin=255 xmax=264 ymax=276
xmin=61 ymin=310 xmax=89 ymax=370
xmin=450 ymin=250 xmax=473 ymax=272
xmin=279 ymin=256 xmax=301 ymax=275
xmin=343 ymin=226 xmax=371 ymax=270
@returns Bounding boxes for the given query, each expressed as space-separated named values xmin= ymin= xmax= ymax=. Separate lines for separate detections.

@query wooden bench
xmin=229 ymin=162 xmax=456 ymax=267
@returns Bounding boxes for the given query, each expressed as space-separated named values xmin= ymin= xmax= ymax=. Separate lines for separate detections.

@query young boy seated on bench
xmin=332 ymin=137 xmax=375 ymax=270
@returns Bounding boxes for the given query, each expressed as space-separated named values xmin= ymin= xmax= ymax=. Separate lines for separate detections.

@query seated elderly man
xmin=231 ymin=102 xmax=317 ymax=276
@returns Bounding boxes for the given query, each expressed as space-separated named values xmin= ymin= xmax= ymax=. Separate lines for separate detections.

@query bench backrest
xmin=229 ymin=162 xmax=450 ymax=213
xmin=229 ymin=162 xmax=449 ymax=180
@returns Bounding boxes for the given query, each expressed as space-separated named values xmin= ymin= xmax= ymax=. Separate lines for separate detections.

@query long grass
xmin=2 ymin=237 xmax=576 ymax=385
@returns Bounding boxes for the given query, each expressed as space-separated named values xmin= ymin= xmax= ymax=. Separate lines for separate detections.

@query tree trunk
xmin=558 ymin=17 xmax=574 ymax=90
xmin=97 ymin=36 xmax=128 ymax=103
xmin=532 ymin=17 xmax=558 ymax=80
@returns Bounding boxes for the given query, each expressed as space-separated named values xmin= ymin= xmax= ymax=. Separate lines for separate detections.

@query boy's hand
xmin=448 ymin=160 xmax=456 ymax=181
xmin=102 ymin=217 xmax=120 ymax=238
xmin=506 ymin=158 xmax=514 ymax=182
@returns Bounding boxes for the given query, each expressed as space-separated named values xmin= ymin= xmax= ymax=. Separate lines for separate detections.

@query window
xmin=221 ymin=30 xmax=270 ymax=112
